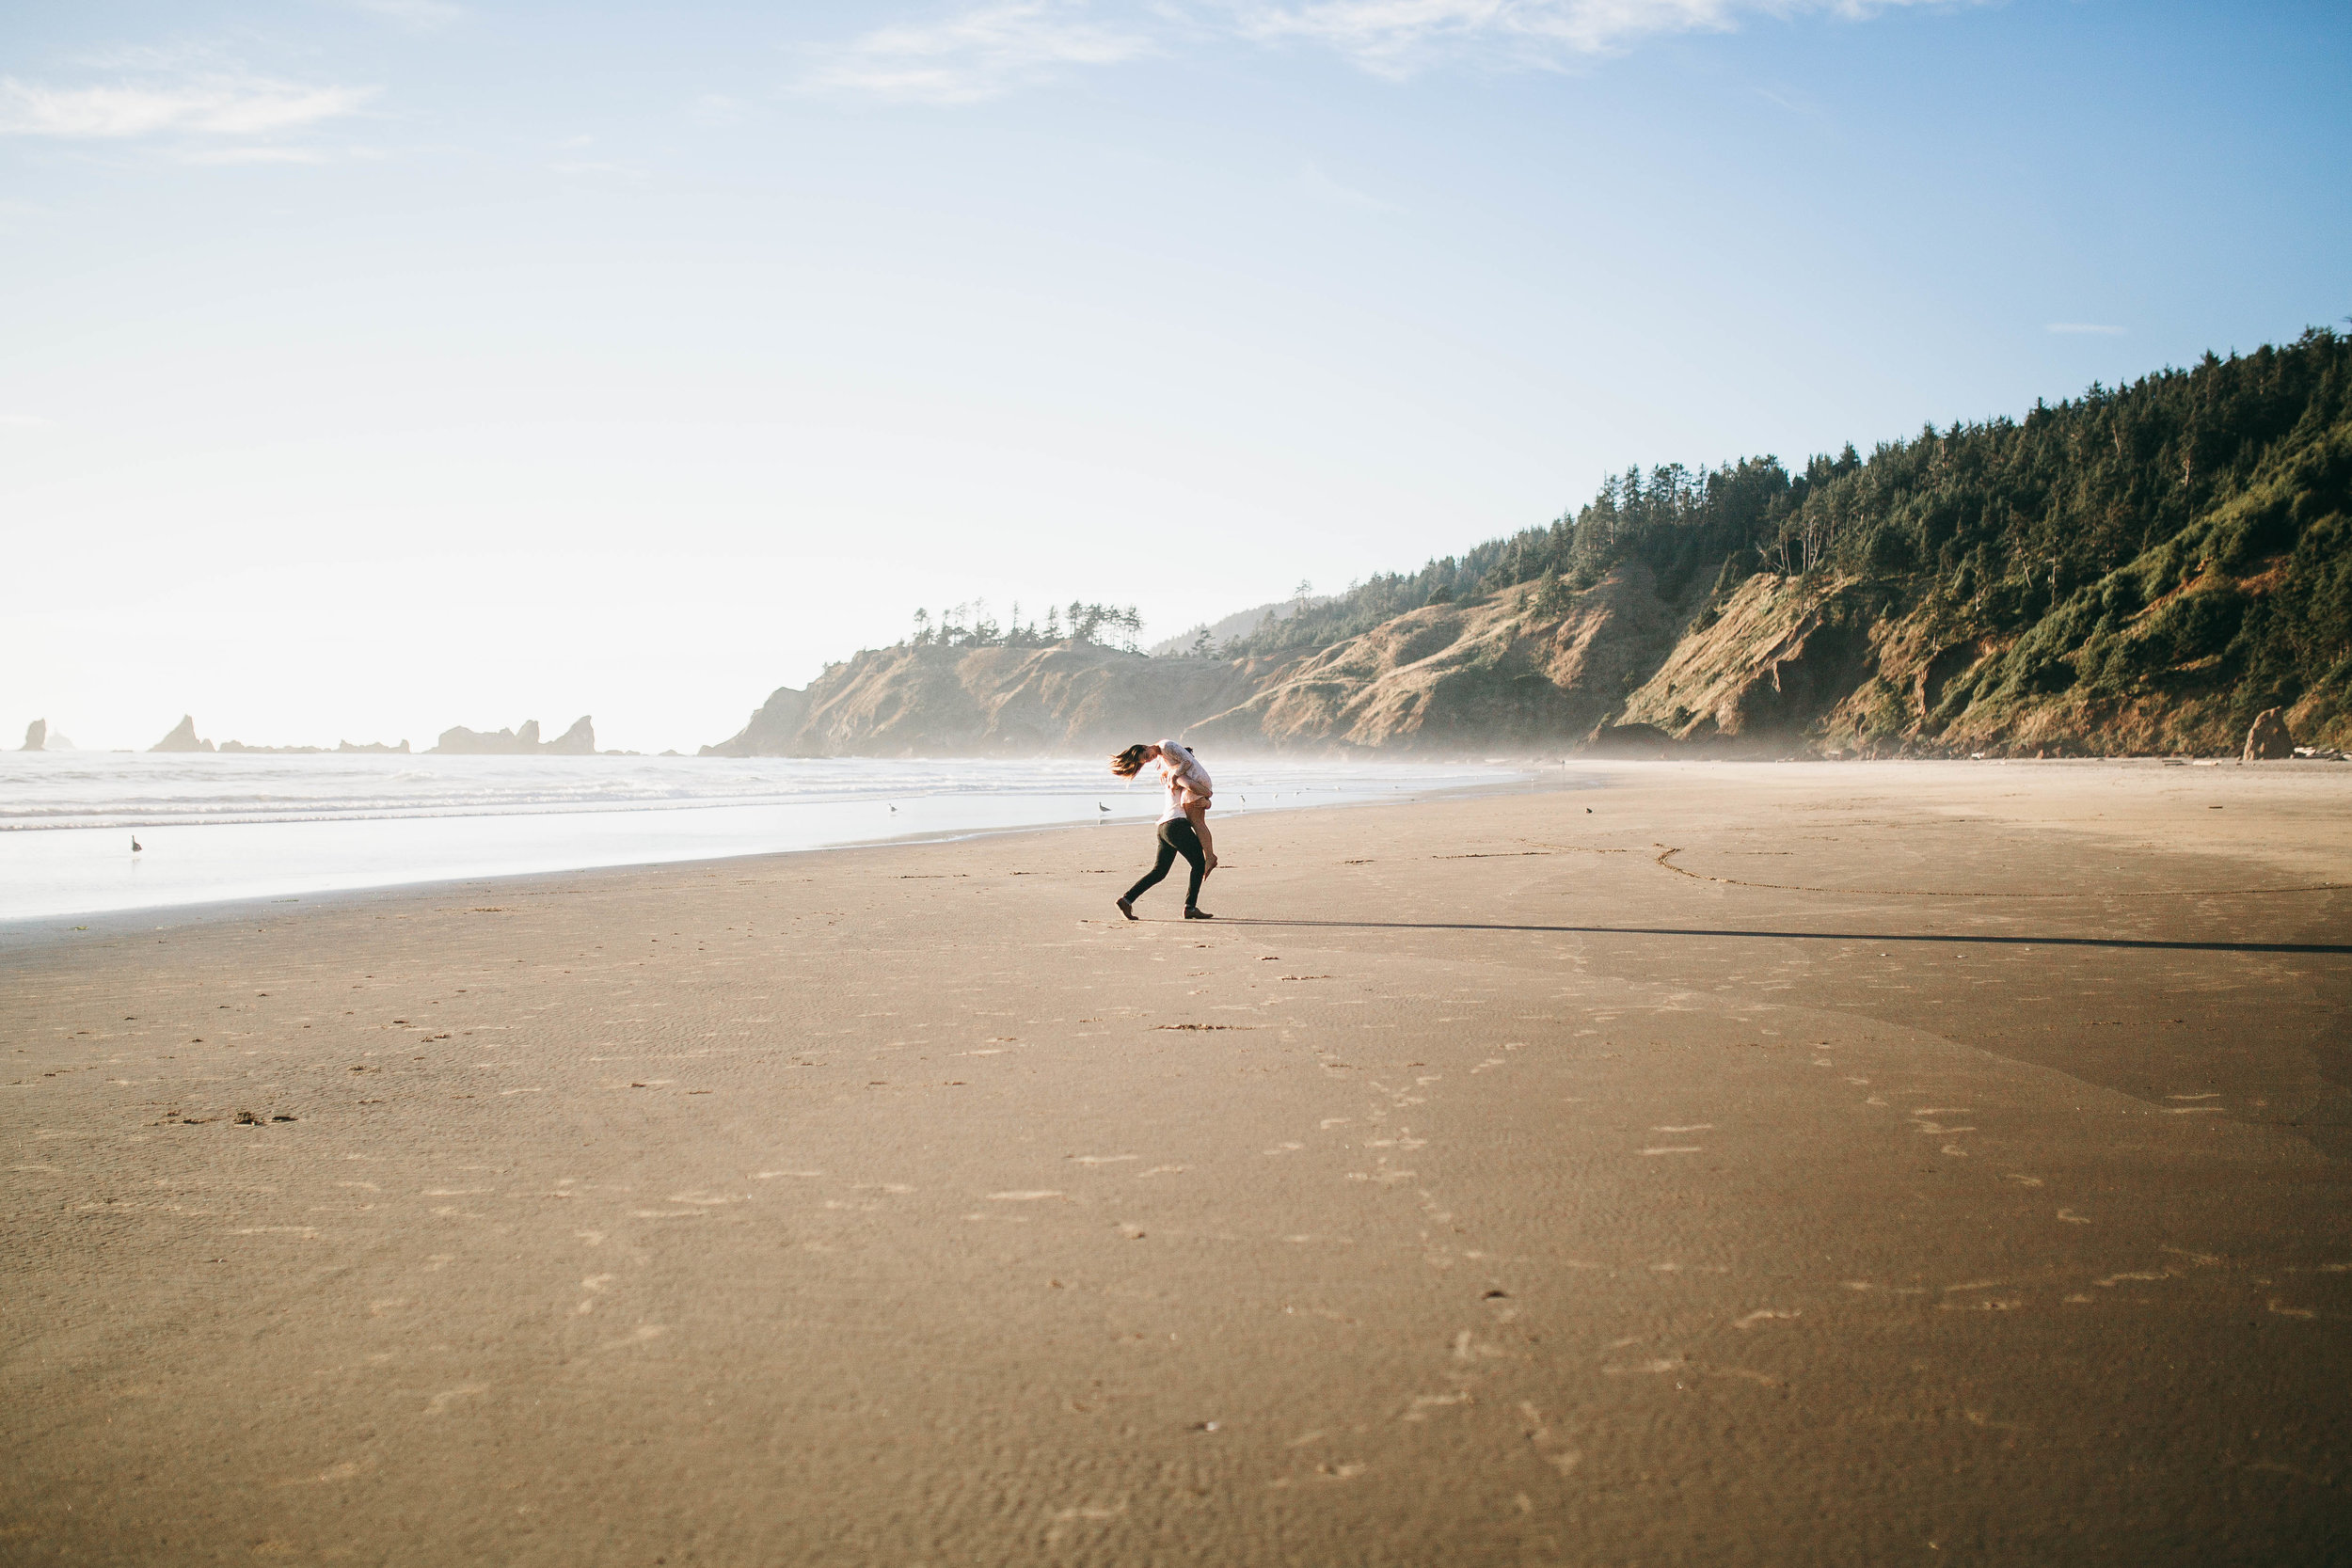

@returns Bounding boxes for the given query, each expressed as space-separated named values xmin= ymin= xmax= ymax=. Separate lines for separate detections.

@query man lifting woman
xmin=1110 ymin=738 xmax=1216 ymax=921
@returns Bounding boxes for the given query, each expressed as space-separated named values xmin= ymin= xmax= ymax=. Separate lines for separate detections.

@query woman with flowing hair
xmin=1109 ymin=738 xmax=1216 ymax=921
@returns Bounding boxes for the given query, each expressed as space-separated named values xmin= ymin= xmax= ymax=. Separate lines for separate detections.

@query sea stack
xmin=430 ymin=717 xmax=596 ymax=755
xmin=432 ymin=721 xmax=532 ymax=755
xmin=20 ymin=719 xmax=45 ymax=752
xmin=150 ymin=715 xmax=215 ymax=753
xmin=543 ymin=716 xmax=596 ymax=755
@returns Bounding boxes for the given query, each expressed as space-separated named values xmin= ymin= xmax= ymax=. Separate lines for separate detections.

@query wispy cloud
xmin=803 ymin=0 xmax=1952 ymax=97
xmin=800 ymin=1 xmax=1159 ymax=103
xmin=0 ymin=73 xmax=374 ymax=139
xmin=1232 ymin=0 xmax=1952 ymax=75
xmin=0 ymin=413 xmax=58 ymax=430
xmin=2047 ymin=322 xmax=2126 ymax=336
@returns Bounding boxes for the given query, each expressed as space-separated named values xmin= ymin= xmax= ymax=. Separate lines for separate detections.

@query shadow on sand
xmin=1206 ymin=918 xmax=2352 ymax=958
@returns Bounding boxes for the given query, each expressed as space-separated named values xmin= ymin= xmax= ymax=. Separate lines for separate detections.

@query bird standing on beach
xmin=1098 ymin=802 xmax=1110 ymax=814
xmin=131 ymin=835 xmax=142 ymax=853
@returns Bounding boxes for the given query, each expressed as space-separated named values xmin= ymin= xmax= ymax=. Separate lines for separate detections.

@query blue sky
xmin=3 ymin=0 xmax=2347 ymax=750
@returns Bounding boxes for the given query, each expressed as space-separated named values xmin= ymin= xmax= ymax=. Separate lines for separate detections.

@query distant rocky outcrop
xmin=701 ymin=687 xmax=810 ymax=756
xmin=21 ymin=719 xmax=44 ymax=752
xmin=150 ymin=715 xmax=215 ymax=753
xmin=543 ymin=716 xmax=596 ymax=755
xmin=437 ymin=719 xmax=542 ymax=754
xmin=2244 ymin=707 xmax=2295 ymax=760
xmin=218 ymin=738 xmax=411 ymax=754
xmin=431 ymin=717 xmax=595 ymax=755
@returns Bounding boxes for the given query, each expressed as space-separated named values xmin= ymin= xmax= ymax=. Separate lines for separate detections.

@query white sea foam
xmin=0 ymin=752 xmax=1518 ymax=922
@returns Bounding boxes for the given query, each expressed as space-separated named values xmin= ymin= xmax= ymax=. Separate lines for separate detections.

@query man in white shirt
xmin=1110 ymin=739 xmax=1216 ymax=920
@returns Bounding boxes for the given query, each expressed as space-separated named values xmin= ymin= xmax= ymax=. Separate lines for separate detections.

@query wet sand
xmin=4 ymin=760 xmax=2348 ymax=1565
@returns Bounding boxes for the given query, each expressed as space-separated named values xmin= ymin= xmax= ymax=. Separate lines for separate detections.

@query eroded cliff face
xmin=1608 ymin=543 xmax=2352 ymax=759
xmin=1615 ymin=576 xmax=1883 ymax=753
xmin=1191 ymin=562 xmax=1693 ymax=752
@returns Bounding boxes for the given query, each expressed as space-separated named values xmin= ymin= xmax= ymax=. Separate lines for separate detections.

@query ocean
xmin=0 ymin=752 xmax=1523 ymax=923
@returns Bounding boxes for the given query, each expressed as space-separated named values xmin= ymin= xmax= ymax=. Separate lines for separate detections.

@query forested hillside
xmin=710 ymin=330 xmax=2351 ymax=757
xmin=1216 ymin=326 xmax=2352 ymax=755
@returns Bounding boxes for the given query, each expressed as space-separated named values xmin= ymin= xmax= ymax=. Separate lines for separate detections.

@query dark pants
xmin=1124 ymin=817 xmax=1206 ymax=909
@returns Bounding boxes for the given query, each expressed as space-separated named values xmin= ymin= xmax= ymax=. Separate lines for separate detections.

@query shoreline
xmin=0 ymin=768 xmax=1548 ymax=951
xmin=15 ymin=751 xmax=2352 ymax=948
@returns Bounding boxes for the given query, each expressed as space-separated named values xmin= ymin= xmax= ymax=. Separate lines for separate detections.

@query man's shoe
xmin=1116 ymin=897 xmax=1137 ymax=922
xmin=1184 ymin=907 xmax=1214 ymax=920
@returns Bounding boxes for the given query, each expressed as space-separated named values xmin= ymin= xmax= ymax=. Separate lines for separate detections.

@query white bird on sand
xmin=132 ymin=835 xmax=143 ymax=852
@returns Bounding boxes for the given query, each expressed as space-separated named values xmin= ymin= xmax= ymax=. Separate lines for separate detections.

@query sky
xmin=3 ymin=0 xmax=2347 ymax=753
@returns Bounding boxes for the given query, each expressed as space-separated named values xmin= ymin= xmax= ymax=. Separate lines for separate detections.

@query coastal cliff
xmin=705 ymin=330 xmax=2352 ymax=760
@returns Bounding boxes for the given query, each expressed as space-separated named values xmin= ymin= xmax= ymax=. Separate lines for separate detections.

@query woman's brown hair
xmin=1109 ymin=743 xmax=1152 ymax=779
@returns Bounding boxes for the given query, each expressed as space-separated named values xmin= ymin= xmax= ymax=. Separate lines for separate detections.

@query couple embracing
xmin=1110 ymin=739 xmax=1216 ymax=922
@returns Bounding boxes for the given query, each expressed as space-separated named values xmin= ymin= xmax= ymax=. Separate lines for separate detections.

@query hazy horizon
xmin=5 ymin=0 xmax=2348 ymax=752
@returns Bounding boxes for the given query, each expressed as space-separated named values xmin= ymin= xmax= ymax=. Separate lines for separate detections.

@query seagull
xmin=888 ymin=804 xmax=897 ymax=814
xmin=131 ymin=835 xmax=143 ymax=852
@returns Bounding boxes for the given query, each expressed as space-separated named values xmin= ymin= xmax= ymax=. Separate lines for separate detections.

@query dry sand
xmin=4 ymin=759 xmax=2348 ymax=1565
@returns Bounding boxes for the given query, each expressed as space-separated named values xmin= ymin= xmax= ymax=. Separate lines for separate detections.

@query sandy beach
xmin=4 ymin=759 xmax=2348 ymax=1565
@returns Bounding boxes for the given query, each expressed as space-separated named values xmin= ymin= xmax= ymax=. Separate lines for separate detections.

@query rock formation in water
xmin=542 ymin=716 xmax=596 ymax=755
xmin=150 ymin=715 xmax=215 ymax=753
xmin=434 ymin=721 xmax=533 ymax=754
xmin=431 ymin=717 xmax=595 ymax=755
xmin=21 ymin=720 xmax=44 ymax=752
xmin=217 ymin=737 xmax=412 ymax=753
